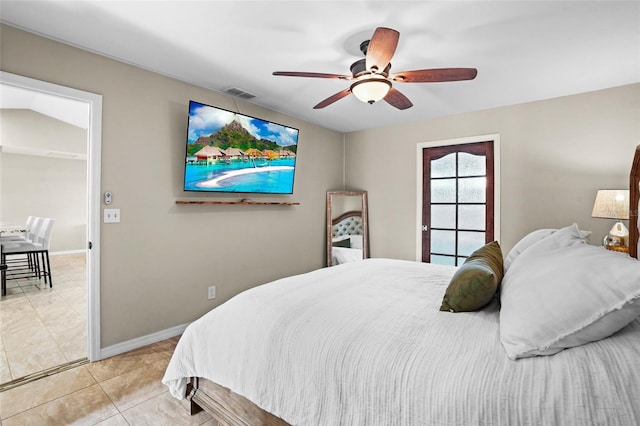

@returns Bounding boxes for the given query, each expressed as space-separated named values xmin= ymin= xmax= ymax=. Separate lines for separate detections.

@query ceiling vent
xmin=223 ymin=87 xmax=256 ymax=100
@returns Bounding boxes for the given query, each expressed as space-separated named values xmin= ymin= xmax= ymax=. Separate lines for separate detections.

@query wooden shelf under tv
xmin=175 ymin=200 xmax=300 ymax=206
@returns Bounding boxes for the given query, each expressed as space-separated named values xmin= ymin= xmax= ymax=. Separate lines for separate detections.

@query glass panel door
xmin=422 ymin=141 xmax=494 ymax=265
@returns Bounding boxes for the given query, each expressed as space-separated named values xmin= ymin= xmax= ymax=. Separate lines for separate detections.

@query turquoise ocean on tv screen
xmin=184 ymin=158 xmax=296 ymax=194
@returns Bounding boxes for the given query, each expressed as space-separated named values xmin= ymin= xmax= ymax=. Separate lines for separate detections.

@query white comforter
xmin=163 ymin=258 xmax=640 ymax=426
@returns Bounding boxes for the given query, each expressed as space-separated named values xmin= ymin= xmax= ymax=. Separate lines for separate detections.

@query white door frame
xmin=415 ymin=133 xmax=501 ymax=262
xmin=1 ymin=71 xmax=102 ymax=361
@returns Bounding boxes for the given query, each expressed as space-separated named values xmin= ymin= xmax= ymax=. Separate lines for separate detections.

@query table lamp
xmin=591 ymin=189 xmax=630 ymax=249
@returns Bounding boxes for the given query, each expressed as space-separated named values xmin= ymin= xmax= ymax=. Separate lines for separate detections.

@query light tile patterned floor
xmin=0 ymin=337 xmax=218 ymax=425
xmin=1 ymin=253 xmax=87 ymax=383
xmin=1 ymin=255 xmax=218 ymax=425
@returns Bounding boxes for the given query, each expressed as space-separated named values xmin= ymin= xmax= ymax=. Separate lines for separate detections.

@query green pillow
xmin=332 ymin=238 xmax=351 ymax=248
xmin=440 ymin=241 xmax=504 ymax=312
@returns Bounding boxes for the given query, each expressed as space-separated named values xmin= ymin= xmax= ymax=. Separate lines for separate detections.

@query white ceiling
xmin=0 ymin=84 xmax=89 ymax=159
xmin=1 ymin=1 xmax=638 ymax=133
xmin=0 ymin=84 xmax=89 ymax=129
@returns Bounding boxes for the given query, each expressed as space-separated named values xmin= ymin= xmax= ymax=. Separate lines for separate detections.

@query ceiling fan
xmin=273 ymin=27 xmax=477 ymax=110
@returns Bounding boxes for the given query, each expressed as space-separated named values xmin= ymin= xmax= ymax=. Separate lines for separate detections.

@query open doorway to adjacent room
xmin=0 ymin=72 xmax=102 ymax=387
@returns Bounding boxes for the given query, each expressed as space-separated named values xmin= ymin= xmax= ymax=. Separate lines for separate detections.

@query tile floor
xmin=0 ymin=337 xmax=217 ymax=425
xmin=1 ymin=254 xmax=217 ymax=425
xmin=1 ymin=253 xmax=87 ymax=383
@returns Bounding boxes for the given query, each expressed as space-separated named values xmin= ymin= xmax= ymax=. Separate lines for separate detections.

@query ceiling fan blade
xmin=365 ymin=27 xmax=400 ymax=72
xmin=391 ymin=68 xmax=478 ymax=83
xmin=384 ymin=87 xmax=413 ymax=110
xmin=313 ymin=89 xmax=352 ymax=109
xmin=273 ymin=71 xmax=352 ymax=80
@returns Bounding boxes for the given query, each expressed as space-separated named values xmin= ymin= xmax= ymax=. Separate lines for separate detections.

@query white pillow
xmin=504 ymin=228 xmax=591 ymax=271
xmin=503 ymin=229 xmax=556 ymax=271
xmin=349 ymin=235 xmax=363 ymax=250
xmin=499 ymin=223 xmax=640 ymax=360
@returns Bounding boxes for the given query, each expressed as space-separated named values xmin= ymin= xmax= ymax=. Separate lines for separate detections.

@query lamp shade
xmin=591 ymin=190 xmax=630 ymax=219
xmin=351 ymin=78 xmax=391 ymax=104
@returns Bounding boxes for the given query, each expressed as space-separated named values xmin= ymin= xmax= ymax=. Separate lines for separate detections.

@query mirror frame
xmin=326 ymin=190 xmax=369 ymax=266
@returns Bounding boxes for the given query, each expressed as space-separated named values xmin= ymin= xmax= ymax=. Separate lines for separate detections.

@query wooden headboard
xmin=630 ymin=145 xmax=639 ymax=259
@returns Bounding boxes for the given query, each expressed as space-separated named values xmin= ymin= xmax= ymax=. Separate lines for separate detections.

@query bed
xmin=163 ymin=145 xmax=640 ymax=426
xmin=330 ymin=210 xmax=364 ymax=265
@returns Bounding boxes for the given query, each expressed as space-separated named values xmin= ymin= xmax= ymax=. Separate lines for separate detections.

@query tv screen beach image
xmin=183 ymin=101 xmax=299 ymax=194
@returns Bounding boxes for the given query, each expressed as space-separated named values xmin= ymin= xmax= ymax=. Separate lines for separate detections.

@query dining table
xmin=0 ymin=224 xmax=28 ymax=234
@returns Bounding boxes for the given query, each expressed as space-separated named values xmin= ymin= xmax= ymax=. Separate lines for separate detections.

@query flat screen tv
xmin=183 ymin=100 xmax=300 ymax=194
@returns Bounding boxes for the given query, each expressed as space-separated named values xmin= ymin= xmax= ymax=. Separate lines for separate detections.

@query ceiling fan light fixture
xmin=351 ymin=78 xmax=391 ymax=104
xmin=273 ymin=27 xmax=477 ymax=110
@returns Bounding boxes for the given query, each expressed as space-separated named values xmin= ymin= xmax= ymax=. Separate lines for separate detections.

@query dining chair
xmin=1 ymin=218 xmax=55 ymax=292
xmin=25 ymin=216 xmax=44 ymax=243
xmin=1 ymin=216 xmax=40 ymax=274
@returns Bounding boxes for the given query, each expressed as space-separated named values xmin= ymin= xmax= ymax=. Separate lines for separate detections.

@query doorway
xmin=0 ymin=71 xmax=102 ymax=385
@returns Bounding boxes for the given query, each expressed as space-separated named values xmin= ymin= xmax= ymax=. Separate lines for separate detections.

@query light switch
xmin=104 ymin=208 xmax=121 ymax=223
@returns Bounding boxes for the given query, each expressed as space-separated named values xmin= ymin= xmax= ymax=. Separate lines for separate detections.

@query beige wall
xmin=345 ymin=83 xmax=640 ymax=260
xmin=0 ymin=109 xmax=87 ymax=252
xmin=1 ymin=25 xmax=344 ymax=346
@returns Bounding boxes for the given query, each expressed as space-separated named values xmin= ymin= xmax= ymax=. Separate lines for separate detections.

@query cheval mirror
xmin=326 ymin=190 xmax=369 ymax=267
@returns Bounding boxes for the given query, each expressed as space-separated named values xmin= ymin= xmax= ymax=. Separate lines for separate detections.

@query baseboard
xmin=50 ymin=249 xmax=86 ymax=256
xmin=99 ymin=322 xmax=190 ymax=360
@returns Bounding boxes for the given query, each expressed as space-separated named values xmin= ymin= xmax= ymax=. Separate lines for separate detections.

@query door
xmin=422 ymin=141 xmax=495 ymax=265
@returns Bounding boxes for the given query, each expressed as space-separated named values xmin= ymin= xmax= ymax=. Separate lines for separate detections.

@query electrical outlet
xmin=208 ymin=286 xmax=216 ymax=300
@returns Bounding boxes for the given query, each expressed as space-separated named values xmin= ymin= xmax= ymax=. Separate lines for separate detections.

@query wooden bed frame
xmin=630 ymin=145 xmax=639 ymax=259
xmin=184 ymin=145 xmax=640 ymax=425
xmin=184 ymin=378 xmax=288 ymax=425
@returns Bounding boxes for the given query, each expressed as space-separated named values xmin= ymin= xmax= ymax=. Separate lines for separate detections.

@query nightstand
xmin=605 ymin=245 xmax=629 ymax=254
